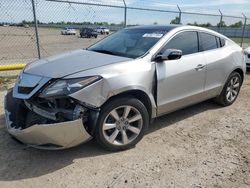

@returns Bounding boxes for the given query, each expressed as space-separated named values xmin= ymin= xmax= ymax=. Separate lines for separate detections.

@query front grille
xmin=18 ymin=86 xmax=35 ymax=94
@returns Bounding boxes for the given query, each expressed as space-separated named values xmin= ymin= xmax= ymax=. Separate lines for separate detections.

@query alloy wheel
xmin=102 ymin=105 xmax=143 ymax=146
xmin=226 ymin=76 xmax=240 ymax=103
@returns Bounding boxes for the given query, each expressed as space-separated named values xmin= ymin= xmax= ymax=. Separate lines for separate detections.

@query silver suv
xmin=4 ymin=25 xmax=246 ymax=151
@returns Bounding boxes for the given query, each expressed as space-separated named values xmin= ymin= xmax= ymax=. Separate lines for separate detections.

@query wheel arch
xmin=233 ymin=68 xmax=244 ymax=84
xmin=103 ymin=89 xmax=153 ymax=120
xmin=86 ymin=89 xmax=155 ymax=136
xmin=219 ymin=67 xmax=245 ymax=95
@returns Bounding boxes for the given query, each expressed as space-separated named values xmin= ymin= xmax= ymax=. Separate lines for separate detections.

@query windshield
xmin=88 ymin=28 xmax=168 ymax=58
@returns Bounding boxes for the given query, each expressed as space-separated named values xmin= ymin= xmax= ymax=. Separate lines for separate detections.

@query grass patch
xmin=0 ymin=75 xmax=17 ymax=91
xmin=230 ymin=37 xmax=250 ymax=44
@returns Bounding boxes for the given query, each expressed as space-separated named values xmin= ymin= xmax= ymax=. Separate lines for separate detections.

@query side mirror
xmin=155 ymin=49 xmax=182 ymax=61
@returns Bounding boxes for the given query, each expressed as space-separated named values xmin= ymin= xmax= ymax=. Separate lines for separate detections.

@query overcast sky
xmin=1 ymin=0 xmax=250 ymax=25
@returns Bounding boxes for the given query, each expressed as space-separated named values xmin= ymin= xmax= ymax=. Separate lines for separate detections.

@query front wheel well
xmin=86 ymin=90 xmax=153 ymax=136
xmin=104 ymin=90 xmax=152 ymax=120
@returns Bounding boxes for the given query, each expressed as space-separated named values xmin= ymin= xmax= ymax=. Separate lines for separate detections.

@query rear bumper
xmin=4 ymin=90 xmax=92 ymax=150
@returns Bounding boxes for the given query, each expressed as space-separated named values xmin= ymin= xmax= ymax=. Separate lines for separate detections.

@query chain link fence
xmin=0 ymin=0 xmax=38 ymax=67
xmin=1 ymin=0 xmax=250 ymax=73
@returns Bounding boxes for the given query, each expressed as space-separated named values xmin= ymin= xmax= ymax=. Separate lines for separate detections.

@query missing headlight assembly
xmin=24 ymin=97 xmax=88 ymax=123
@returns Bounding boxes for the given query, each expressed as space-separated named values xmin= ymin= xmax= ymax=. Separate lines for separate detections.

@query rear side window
xmin=199 ymin=33 xmax=218 ymax=51
xmin=162 ymin=31 xmax=199 ymax=55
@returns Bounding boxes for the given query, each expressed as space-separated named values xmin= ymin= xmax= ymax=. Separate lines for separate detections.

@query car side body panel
xmin=65 ymin=26 xmax=244 ymax=118
xmin=155 ymin=53 xmax=207 ymax=115
xmin=203 ymin=40 xmax=245 ymax=99
xmin=67 ymin=57 xmax=157 ymax=118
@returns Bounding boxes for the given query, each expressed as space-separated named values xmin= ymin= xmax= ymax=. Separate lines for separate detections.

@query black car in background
xmin=80 ymin=28 xmax=98 ymax=38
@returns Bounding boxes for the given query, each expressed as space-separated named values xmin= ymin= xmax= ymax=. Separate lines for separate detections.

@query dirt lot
xmin=0 ymin=26 xmax=105 ymax=65
xmin=0 ymin=72 xmax=249 ymax=187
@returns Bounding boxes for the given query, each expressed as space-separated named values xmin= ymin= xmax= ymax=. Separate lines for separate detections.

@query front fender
xmin=69 ymin=78 xmax=156 ymax=112
xmin=67 ymin=59 xmax=157 ymax=117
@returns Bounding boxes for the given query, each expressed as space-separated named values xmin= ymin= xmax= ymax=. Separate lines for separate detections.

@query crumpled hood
xmin=24 ymin=49 xmax=131 ymax=78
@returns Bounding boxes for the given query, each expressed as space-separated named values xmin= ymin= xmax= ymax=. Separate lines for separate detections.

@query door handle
xmin=195 ymin=64 xmax=205 ymax=71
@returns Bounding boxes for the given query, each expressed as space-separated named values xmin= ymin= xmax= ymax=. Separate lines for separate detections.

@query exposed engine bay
xmin=4 ymin=90 xmax=93 ymax=149
xmin=24 ymin=97 xmax=88 ymax=127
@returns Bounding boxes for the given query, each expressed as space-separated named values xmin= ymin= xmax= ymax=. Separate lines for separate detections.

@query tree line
xmin=1 ymin=18 xmax=246 ymax=28
xmin=0 ymin=20 xmax=124 ymax=27
xmin=170 ymin=17 xmax=245 ymax=28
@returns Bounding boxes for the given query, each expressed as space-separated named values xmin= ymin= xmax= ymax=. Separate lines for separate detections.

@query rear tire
xmin=95 ymin=97 xmax=149 ymax=151
xmin=214 ymin=72 xmax=242 ymax=106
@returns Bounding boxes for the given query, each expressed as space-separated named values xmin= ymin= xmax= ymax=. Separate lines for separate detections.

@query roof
xmin=125 ymin=24 xmax=180 ymax=31
xmin=125 ymin=24 xmax=228 ymax=39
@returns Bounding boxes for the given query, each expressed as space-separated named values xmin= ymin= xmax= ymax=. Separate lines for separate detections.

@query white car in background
xmin=61 ymin=27 xmax=77 ymax=35
xmin=244 ymin=46 xmax=250 ymax=69
xmin=95 ymin=27 xmax=110 ymax=34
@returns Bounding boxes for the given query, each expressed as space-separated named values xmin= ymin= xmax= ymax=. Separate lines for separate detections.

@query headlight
xmin=40 ymin=76 xmax=101 ymax=98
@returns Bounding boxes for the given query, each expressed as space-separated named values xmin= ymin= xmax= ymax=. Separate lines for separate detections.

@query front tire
xmin=95 ymin=97 xmax=149 ymax=151
xmin=215 ymin=72 xmax=242 ymax=106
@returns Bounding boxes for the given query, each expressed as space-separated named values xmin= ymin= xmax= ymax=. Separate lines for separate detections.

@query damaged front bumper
xmin=4 ymin=90 xmax=92 ymax=150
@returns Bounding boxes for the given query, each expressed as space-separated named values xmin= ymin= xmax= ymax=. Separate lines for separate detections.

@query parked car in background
xmin=244 ymin=46 xmax=250 ymax=69
xmin=95 ymin=27 xmax=110 ymax=34
xmin=61 ymin=27 xmax=77 ymax=35
xmin=4 ymin=25 xmax=245 ymax=151
xmin=80 ymin=28 xmax=98 ymax=38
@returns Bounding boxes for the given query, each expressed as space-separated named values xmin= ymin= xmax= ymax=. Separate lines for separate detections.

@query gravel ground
xmin=0 ymin=73 xmax=249 ymax=188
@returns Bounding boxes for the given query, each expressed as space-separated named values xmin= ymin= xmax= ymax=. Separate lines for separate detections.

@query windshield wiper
xmin=90 ymin=49 xmax=117 ymax=56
